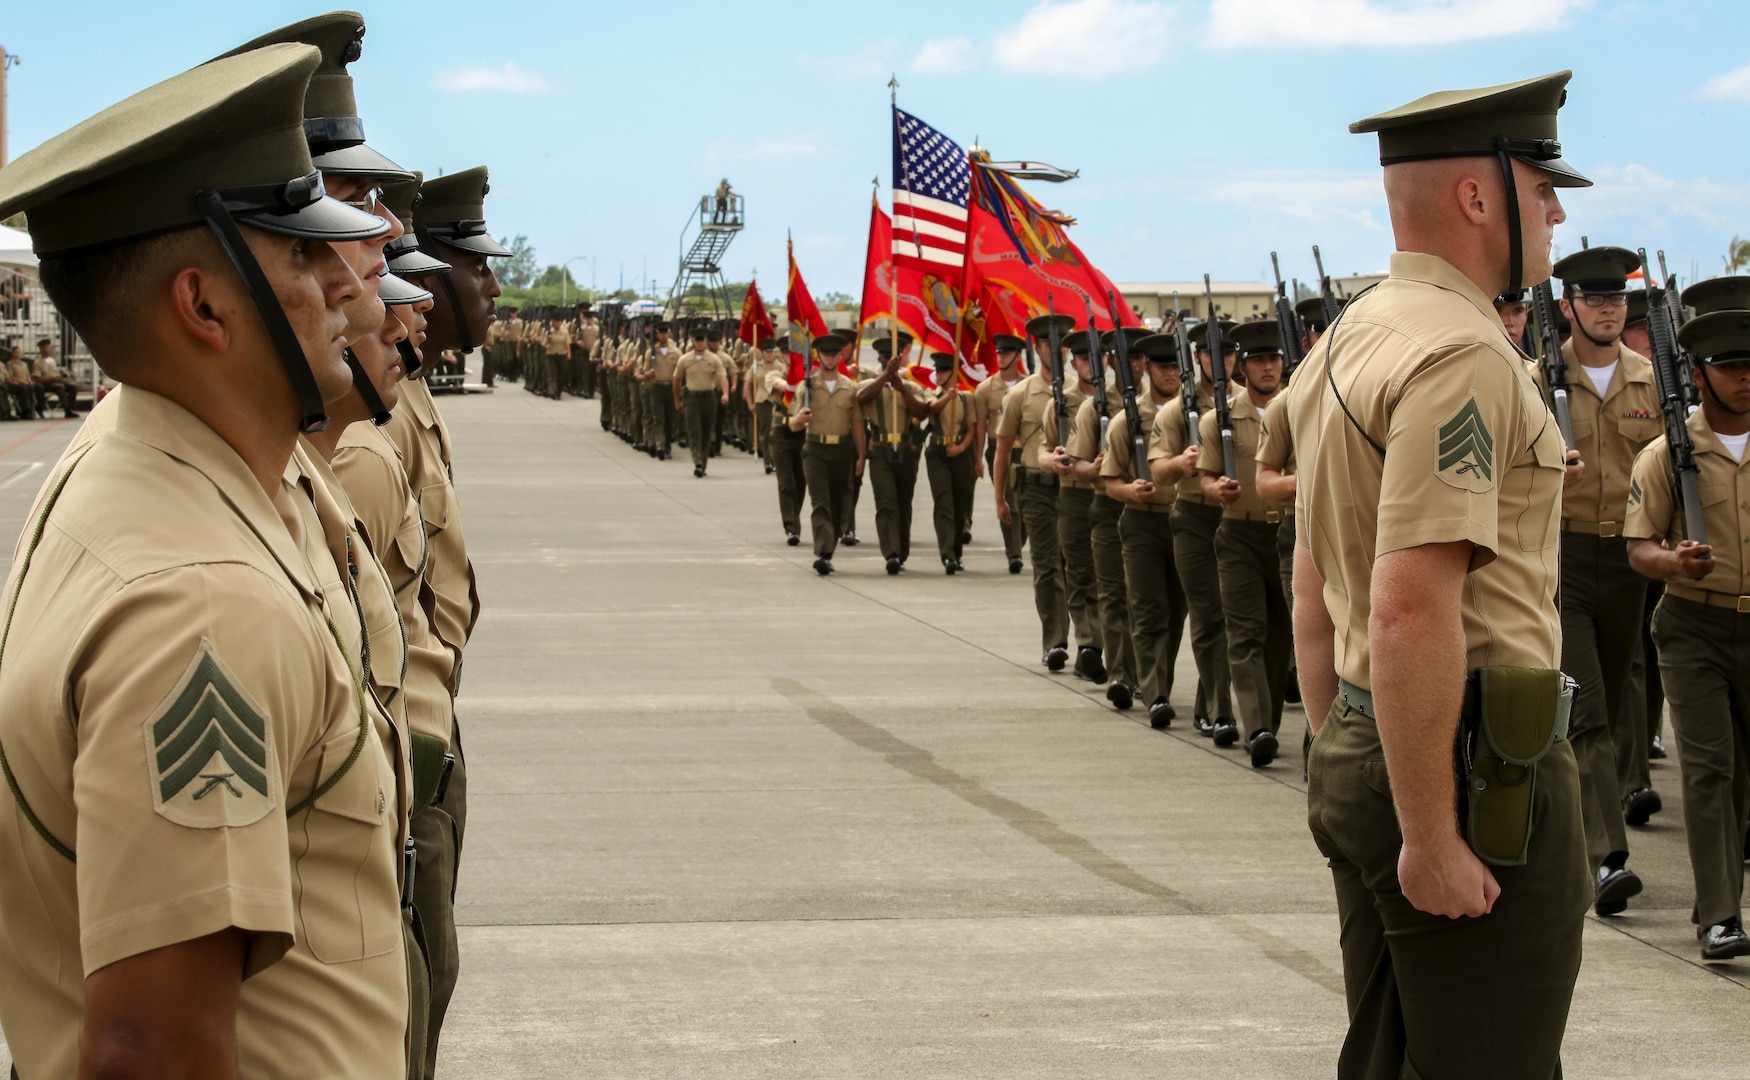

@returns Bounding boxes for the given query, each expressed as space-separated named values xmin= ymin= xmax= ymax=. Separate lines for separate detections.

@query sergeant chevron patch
xmin=145 ymin=640 xmax=277 ymax=828
xmin=1436 ymin=397 xmax=1495 ymax=493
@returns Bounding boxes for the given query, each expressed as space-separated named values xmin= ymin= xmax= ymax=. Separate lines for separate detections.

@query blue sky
xmin=7 ymin=1 xmax=1750 ymax=296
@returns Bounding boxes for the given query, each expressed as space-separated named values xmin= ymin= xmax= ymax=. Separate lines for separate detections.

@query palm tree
xmin=1725 ymin=236 xmax=1750 ymax=274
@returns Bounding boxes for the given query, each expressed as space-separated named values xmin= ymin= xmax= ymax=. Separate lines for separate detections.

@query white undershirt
xmin=1581 ymin=360 xmax=1617 ymax=396
xmin=822 ymin=378 xmax=838 ymax=393
xmin=1718 ymin=430 xmax=1749 ymax=462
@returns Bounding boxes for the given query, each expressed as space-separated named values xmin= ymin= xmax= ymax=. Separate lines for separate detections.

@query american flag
xmin=891 ymin=107 xmax=969 ymax=272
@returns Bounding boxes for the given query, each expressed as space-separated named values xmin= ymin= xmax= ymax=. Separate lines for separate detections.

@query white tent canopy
xmin=0 ymin=224 xmax=37 ymax=270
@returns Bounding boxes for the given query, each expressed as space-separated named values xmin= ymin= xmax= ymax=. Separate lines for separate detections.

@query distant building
xmin=1117 ymin=282 xmax=1275 ymax=326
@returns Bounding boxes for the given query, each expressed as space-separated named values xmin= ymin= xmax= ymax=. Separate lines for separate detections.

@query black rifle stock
xmin=1638 ymin=248 xmax=1708 ymax=551
xmin=1107 ymin=293 xmax=1147 ymax=481
xmin=1530 ymin=281 xmax=1576 ymax=450
xmin=1172 ymin=292 xmax=1199 ymax=448
xmin=1047 ymin=297 xmax=1068 ymax=452
xmin=1087 ymin=295 xmax=1110 ymax=447
xmin=1312 ymin=245 xmax=1343 ymax=326
xmin=1271 ymin=252 xmax=1306 ymax=379
xmin=1203 ymin=275 xmax=1237 ymax=479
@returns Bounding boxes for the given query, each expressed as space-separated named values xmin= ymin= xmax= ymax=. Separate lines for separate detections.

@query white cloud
xmin=1698 ymin=64 xmax=1750 ymax=102
xmin=993 ymin=0 xmax=1176 ymax=76
xmin=1573 ymin=163 xmax=1750 ymax=230
xmin=1208 ymin=0 xmax=1593 ymax=49
xmin=912 ymin=36 xmax=977 ymax=74
xmin=744 ymin=137 xmax=822 ymax=162
xmin=434 ymin=62 xmax=551 ymax=94
xmin=1205 ymin=171 xmax=1386 ymax=231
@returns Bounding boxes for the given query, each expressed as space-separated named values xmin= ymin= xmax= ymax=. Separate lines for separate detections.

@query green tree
xmin=490 ymin=234 xmax=538 ymax=289
xmin=1726 ymin=236 xmax=1750 ymax=274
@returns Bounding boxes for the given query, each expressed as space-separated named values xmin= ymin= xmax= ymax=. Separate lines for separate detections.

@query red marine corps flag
xmin=738 ymin=279 xmax=774 ymax=347
xmin=785 ymin=235 xmax=829 ymax=395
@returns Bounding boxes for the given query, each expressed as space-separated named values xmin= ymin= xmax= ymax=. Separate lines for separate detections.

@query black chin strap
xmin=1494 ymin=139 xmax=1524 ymax=298
xmin=416 ymin=225 xmax=477 ymax=353
xmin=396 ymin=338 xmax=423 ymax=376
xmin=196 ymin=190 xmax=329 ymax=432
xmin=1700 ymin=366 xmax=1750 ymax=417
xmin=344 ymin=347 xmax=392 ymax=426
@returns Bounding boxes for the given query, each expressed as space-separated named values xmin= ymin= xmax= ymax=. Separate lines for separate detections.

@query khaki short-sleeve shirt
xmin=1553 ymin=340 xmax=1661 ymax=528
xmin=974 ymin=372 xmax=1022 ymax=437
xmin=0 ymin=389 xmax=408 ymax=1079
xmin=1197 ymin=389 xmax=1288 ymax=519
xmin=1625 ymin=414 xmax=1750 ymax=597
xmin=804 ymin=373 xmax=860 ymax=438
xmin=1149 ymin=385 xmax=1221 ymax=504
xmin=1257 ymin=384 xmax=1297 ymax=475
xmin=675 ymin=352 xmax=725 ymax=392
xmin=384 ymin=376 xmax=477 ymax=695
xmin=1290 ymin=251 xmax=1566 ymax=689
xmin=995 ymin=373 xmax=1056 ymax=468
xmin=646 ymin=342 xmax=682 ymax=382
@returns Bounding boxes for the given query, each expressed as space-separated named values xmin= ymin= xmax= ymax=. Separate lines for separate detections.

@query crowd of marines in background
xmin=537 ymin=251 xmax=1750 ymax=964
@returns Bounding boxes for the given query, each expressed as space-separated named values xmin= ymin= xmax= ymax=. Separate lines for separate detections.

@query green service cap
xmin=870 ymin=331 xmax=915 ymax=358
xmin=414 ymin=165 xmax=512 ymax=256
xmin=216 ymin=10 xmax=411 ymax=182
xmin=1192 ymin=319 xmax=1238 ymax=350
xmin=1624 ymin=290 xmax=1648 ymax=326
xmin=1229 ymin=319 xmax=1285 ymax=359
xmin=0 ymin=43 xmax=387 ymax=257
xmin=1023 ymin=314 xmax=1075 ymax=342
xmin=1681 ymin=276 xmax=1750 ymax=317
xmin=1349 ymin=71 xmax=1590 ymax=188
xmin=757 ymin=337 xmax=779 ymax=350
xmin=930 ymin=350 xmax=955 ymax=369
xmin=1132 ymin=333 xmax=1177 ymax=362
xmin=1677 ymin=309 xmax=1750 ymax=364
xmin=991 ymin=333 xmax=1027 ymax=352
xmin=382 ymin=170 xmax=451 ymax=277
xmin=1100 ymin=326 xmax=1152 ymax=352
xmin=812 ymin=333 xmax=846 ymax=353
xmin=1553 ymin=245 xmax=1639 ymax=293
xmin=1295 ymin=295 xmax=1343 ymax=329
xmin=378 ymin=270 xmax=431 ymax=306
xmin=1062 ymin=329 xmax=1093 ymax=357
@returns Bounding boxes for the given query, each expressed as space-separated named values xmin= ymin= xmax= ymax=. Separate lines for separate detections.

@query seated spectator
xmin=4 ymin=344 xmax=39 ymax=419
xmin=32 ymin=338 xmax=79 ymax=417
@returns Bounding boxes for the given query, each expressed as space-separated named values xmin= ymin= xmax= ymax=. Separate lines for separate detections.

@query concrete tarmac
xmin=1 ymin=381 xmax=1746 ymax=1076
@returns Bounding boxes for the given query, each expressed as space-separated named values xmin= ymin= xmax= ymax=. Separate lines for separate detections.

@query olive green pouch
xmin=1458 ymin=666 xmax=1573 ymax=867
xmin=410 ymin=731 xmax=448 ymax=810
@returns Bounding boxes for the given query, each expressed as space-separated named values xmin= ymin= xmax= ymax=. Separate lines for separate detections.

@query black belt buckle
xmin=435 ymin=752 xmax=456 ymax=805
xmin=401 ymin=835 xmax=418 ymax=909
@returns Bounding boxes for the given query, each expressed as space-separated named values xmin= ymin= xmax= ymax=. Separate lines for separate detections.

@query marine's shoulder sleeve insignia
xmin=1435 ymin=396 xmax=1496 ymax=492
xmin=144 ymin=639 xmax=278 ymax=828
xmin=1628 ymin=475 xmax=1643 ymax=510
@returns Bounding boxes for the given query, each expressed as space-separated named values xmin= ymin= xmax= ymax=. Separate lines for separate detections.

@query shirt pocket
xmin=1617 ymin=416 xmax=1662 ymax=450
xmin=392 ymin=505 xmax=429 ymax=587
xmin=295 ymin=727 xmax=399 ymax=964
xmin=418 ymin=483 xmax=452 ymax=537
xmin=1515 ymin=425 xmax=1568 ymax=552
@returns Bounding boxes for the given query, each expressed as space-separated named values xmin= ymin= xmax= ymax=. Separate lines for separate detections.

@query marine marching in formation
xmin=1 ymin=11 xmax=1749 ymax=1078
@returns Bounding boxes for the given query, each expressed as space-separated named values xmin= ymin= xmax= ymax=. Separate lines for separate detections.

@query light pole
xmin=562 ymin=256 xmax=587 ymax=306
xmin=1 ymin=48 xmax=21 ymax=170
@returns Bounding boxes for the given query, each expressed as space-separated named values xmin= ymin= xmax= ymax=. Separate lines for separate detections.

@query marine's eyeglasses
xmin=1575 ymin=293 xmax=1629 ymax=309
xmin=341 ymin=186 xmax=386 ymax=213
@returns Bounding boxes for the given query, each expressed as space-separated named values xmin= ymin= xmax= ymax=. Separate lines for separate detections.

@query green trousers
xmin=598 ymin=370 xmax=614 ymax=430
xmin=1090 ymin=494 xmax=1136 ymax=691
xmin=1057 ymin=486 xmax=1101 ymax=654
xmin=1171 ymin=499 xmax=1233 ymax=721
xmin=1307 ymin=699 xmax=1587 ymax=1079
xmin=802 ymin=440 xmax=855 ymax=558
xmin=643 ymin=385 xmax=675 ymax=454
xmin=683 ymin=391 xmax=718 ymax=470
xmin=925 ymin=448 xmax=975 ymax=563
xmin=986 ymin=440 xmax=1025 ymax=559
xmin=844 ymin=471 xmax=861 ymax=537
xmin=1018 ymin=475 xmax=1068 ymax=653
xmin=1652 ymin=594 xmax=1750 ymax=929
xmin=1618 ymin=582 xmax=1664 ymax=796
xmin=1216 ymin=518 xmax=1291 ymax=737
xmin=770 ymin=425 xmax=805 ymax=535
xmin=580 ymin=353 xmax=598 ymax=397
xmin=411 ymin=715 xmax=467 ymax=1079
xmin=867 ymin=448 xmax=921 ymax=562
xmin=479 ymin=342 xmax=500 ymax=387
xmin=1120 ymin=506 xmax=1188 ymax=707
xmin=757 ymin=402 xmax=777 ymax=467
xmin=1559 ymin=533 xmax=1645 ymax=870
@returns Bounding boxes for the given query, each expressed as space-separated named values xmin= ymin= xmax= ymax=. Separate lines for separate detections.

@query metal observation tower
xmin=664 ymin=188 xmax=744 ymax=319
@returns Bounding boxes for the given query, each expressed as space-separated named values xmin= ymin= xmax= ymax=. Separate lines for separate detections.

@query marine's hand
xmin=1399 ymin=834 xmax=1499 ymax=920
xmin=996 ymin=496 xmax=1012 ymax=525
xmin=1041 ymin=446 xmax=1071 ymax=475
xmin=1128 ymin=479 xmax=1155 ymax=500
xmin=1214 ymin=477 xmax=1242 ymax=504
xmin=1675 ymin=539 xmax=1715 ymax=579
xmin=1562 ymin=449 xmax=1584 ymax=489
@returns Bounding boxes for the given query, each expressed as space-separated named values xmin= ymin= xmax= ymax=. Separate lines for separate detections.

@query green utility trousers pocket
xmin=1458 ymin=666 xmax=1574 ymax=867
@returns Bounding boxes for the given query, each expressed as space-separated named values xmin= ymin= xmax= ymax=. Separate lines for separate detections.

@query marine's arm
xmin=1293 ymin=544 xmax=1336 ymax=733
xmin=81 ymin=929 xmax=247 ymax=1080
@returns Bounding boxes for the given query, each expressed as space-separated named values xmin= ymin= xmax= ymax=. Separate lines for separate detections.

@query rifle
xmin=1085 ymin=295 xmax=1110 ymax=446
xmin=1656 ymin=251 xmax=1700 ymax=412
xmin=1271 ymin=252 xmax=1307 ymax=379
xmin=801 ymin=327 xmax=813 ymax=410
xmin=1107 ymin=291 xmax=1147 ymax=481
xmin=1203 ymin=275 xmax=1237 ymax=480
xmin=1171 ymin=291 xmax=1199 ymax=448
xmin=1312 ymin=245 xmax=1344 ymax=326
xmin=1047 ymin=296 xmax=1069 ymax=451
xmin=1530 ymin=281 xmax=1576 ymax=450
xmin=1638 ymin=248 xmax=1709 ymax=551
xmin=1023 ymin=334 xmax=1038 ymax=376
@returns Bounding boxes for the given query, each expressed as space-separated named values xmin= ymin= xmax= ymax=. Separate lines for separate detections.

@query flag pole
xmin=887 ymin=76 xmax=902 ymax=383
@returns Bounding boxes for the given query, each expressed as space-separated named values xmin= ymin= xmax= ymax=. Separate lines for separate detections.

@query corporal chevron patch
xmin=1628 ymin=475 xmax=1644 ymax=511
xmin=145 ymin=640 xmax=278 ymax=829
xmin=1435 ymin=397 xmax=1495 ymax=493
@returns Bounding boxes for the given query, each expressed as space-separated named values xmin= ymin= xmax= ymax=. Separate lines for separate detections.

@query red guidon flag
xmin=962 ymin=153 xmax=1138 ymax=373
xmin=785 ymin=237 xmax=829 ymax=397
xmin=890 ymin=106 xmax=967 ymax=367
xmin=739 ymin=279 xmax=775 ymax=346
